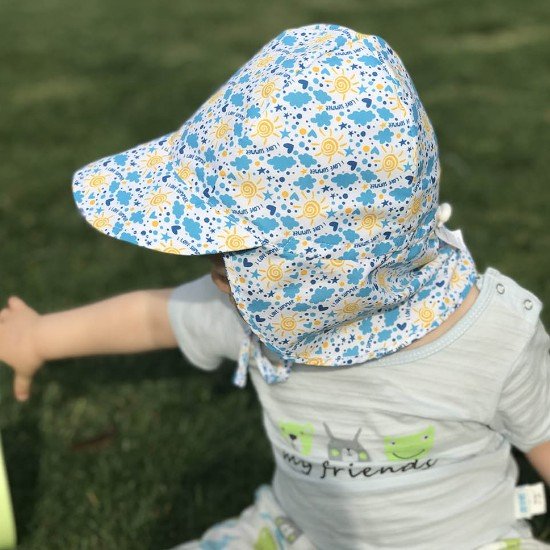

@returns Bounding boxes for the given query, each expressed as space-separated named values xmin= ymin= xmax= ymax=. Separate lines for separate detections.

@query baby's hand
xmin=0 ymin=296 xmax=44 ymax=402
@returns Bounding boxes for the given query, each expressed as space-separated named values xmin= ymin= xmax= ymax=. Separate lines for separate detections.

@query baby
xmin=1 ymin=24 xmax=549 ymax=550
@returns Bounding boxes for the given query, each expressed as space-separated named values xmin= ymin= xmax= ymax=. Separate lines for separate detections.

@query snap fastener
xmin=524 ymin=299 xmax=533 ymax=310
xmin=496 ymin=283 xmax=505 ymax=294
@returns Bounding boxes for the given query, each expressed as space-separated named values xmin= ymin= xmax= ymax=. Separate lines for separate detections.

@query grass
xmin=0 ymin=0 xmax=549 ymax=547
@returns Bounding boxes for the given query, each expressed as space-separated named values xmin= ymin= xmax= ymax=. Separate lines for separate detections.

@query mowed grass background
xmin=0 ymin=0 xmax=549 ymax=547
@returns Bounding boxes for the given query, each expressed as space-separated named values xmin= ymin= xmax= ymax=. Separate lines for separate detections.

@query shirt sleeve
xmin=490 ymin=317 xmax=550 ymax=453
xmin=167 ymin=274 xmax=246 ymax=371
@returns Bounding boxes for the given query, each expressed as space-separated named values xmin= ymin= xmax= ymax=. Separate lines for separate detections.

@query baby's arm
xmin=0 ymin=289 xmax=177 ymax=402
xmin=526 ymin=442 xmax=550 ymax=485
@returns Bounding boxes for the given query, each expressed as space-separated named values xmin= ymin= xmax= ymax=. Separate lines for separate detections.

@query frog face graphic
xmin=279 ymin=421 xmax=314 ymax=456
xmin=384 ymin=426 xmax=435 ymax=461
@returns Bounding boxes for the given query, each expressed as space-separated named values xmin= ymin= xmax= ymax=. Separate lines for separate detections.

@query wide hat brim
xmin=72 ymin=129 xmax=264 ymax=256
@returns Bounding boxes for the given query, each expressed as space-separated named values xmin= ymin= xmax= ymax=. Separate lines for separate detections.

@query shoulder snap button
xmin=496 ymin=283 xmax=505 ymax=294
xmin=524 ymin=299 xmax=533 ymax=310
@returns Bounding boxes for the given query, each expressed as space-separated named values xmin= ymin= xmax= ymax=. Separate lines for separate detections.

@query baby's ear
xmin=210 ymin=269 xmax=231 ymax=294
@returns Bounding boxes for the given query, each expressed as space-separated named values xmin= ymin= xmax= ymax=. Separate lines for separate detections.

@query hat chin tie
xmin=436 ymin=202 xmax=452 ymax=227
xmin=434 ymin=203 xmax=468 ymax=252
xmin=234 ymin=327 xmax=293 ymax=387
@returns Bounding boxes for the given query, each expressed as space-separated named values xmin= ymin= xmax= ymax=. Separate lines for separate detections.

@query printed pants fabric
xmin=170 ymin=485 xmax=314 ymax=550
xmin=170 ymin=484 xmax=550 ymax=550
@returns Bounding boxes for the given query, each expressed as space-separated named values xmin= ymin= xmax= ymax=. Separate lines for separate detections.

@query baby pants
xmin=171 ymin=485 xmax=550 ymax=550
xmin=171 ymin=485 xmax=314 ymax=550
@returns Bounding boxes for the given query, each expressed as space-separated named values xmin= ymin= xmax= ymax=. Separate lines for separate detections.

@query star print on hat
xmin=72 ymin=24 xmax=477 ymax=384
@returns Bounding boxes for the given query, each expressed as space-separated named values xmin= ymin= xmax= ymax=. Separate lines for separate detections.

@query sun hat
xmin=72 ymin=23 xmax=477 ymax=386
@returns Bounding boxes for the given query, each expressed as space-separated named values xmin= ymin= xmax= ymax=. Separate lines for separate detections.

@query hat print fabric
xmin=73 ymin=24 xmax=477 ymax=379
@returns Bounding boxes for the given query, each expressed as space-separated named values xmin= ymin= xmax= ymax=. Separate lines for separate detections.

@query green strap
xmin=0 ymin=434 xmax=16 ymax=549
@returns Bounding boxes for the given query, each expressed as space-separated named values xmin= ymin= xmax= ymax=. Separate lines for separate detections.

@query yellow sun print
xmin=296 ymin=351 xmax=326 ymax=366
xmin=251 ymin=115 xmax=283 ymax=145
xmin=175 ymin=162 xmax=194 ymax=183
xmin=339 ymin=299 xmax=362 ymax=319
xmin=92 ymin=213 xmax=112 ymax=230
xmin=421 ymin=109 xmax=434 ymax=137
xmin=314 ymin=33 xmax=333 ymax=44
xmin=359 ymin=211 xmax=382 ymax=235
xmin=313 ymin=129 xmax=347 ymax=164
xmin=145 ymin=189 xmax=172 ymax=214
xmin=450 ymin=267 xmax=464 ymax=289
xmin=325 ymin=258 xmax=348 ymax=273
xmin=255 ymin=54 xmax=274 ymax=68
xmin=166 ymin=131 xmax=179 ymax=148
xmin=212 ymin=121 xmax=232 ymax=143
xmin=219 ymin=227 xmax=248 ymax=251
xmin=141 ymin=151 xmax=167 ymax=170
xmin=86 ymin=174 xmax=109 ymax=192
xmin=376 ymin=268 xmax=391 ymax=290
xmin=296 ymin=191 xmax=328 ymax=226
xmin=327 ymin=69 xmax=359 ymax=101
xmin=234 ymin=173 xmax=265 ymax=205
xmin=399 ymin=194 xmax=425 ymax=224
xmin=257 ymin=79 xmax=280 ymax=105
xmin=274 ymin=314 xmax=300 ymax=337
xmin=375 ymin=145 xmax=406 ymax=179
xmin=389 ymin=94 xmax=407 ymax=116
xmin=259 ymin=259 xmax=285 ymax=286
xmin=413 ymin=301 xmax=437 ymax=329
xmin=157 ymin=240 xmax=184 ymax=255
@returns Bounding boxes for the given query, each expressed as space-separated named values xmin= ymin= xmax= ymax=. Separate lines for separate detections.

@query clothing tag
xmin=435 ymin=225 xmax=468 ymax=253
xmin=514 ymin=482 xmax=547 ymax=519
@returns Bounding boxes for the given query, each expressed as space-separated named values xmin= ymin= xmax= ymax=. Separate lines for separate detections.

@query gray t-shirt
xmin=168 ymin=267 xmax=550 ymax=550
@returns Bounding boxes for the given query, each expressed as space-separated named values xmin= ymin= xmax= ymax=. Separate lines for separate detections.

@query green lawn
xmin=1 ymin=0 xmax=549 ymax=547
